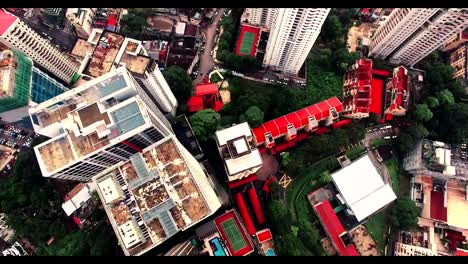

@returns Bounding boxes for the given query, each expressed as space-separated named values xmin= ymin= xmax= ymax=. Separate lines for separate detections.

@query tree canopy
xmin=390 ymin=197 xmax=420 ymax=231
xmin=162 ymin=66 xmax=193 ymax=104
xmin=189 ymin=109 xmax=221 ymax=142
xmin=413 ymin=104 xmax=433 ymax=122
xmin=240 ymin=106 xmax=264 ymax=127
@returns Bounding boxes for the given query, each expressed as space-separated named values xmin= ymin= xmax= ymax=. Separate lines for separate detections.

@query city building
xmin=65 ymin=8 xmax=97 ymax=39
xmin=187 ymin=83 xmax=223 ymax=113
xmin=163 ymin=239 xmax=199 ymax=256
xmin=92 ymin=136 xmax=221 ymax=256
xmin=394 ymin=242 xmax=439 ymax=256
xmin=0 ymin=213 xmax=15 ymax=242
xmin=369 ymin=8 xmax=468 ymax=66
xmin=75 ymin=28 xmax=178 ymax=114
xmin=30 ymin=67 xmax=173 ymax=181
xmin=242 ymin=8 xmax=278 ymax=29
xmin=61 ymin=182 xmax=98 ymax=228
xmin=215 ymin=122 xmax=263 ymax=182
xmin=1 ymin=241 xmax=28 ymax=256
xmin=196 ymin=220 xmax=230 ymax=256
xmin=449 ymin=44 xmax=467 ymax=79
xmin=0 ymin=9 xmax=80 ymax=83
xmin=342 ymin=58 xmax=410 ymax=122
xmin=262 ymin=8 xmax=330 ymax=75
xmin=0 ymin=49 xmax=69 ymax=124
xmin=331 ymin=154 xmax=397 ymax=222
xmin=255 ymin=229 xmax=276 ymax=256
xmin=442 ymin=28 xmax=468 ymax=52
xmin=403 ymin=140 xmax=468 ymax=182
xmin=402 ymin=139 xmax=468 ymax=255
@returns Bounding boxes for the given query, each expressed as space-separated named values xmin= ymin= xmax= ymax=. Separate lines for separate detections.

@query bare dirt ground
xmin=351 ymin=225 xmax=381 ymax=256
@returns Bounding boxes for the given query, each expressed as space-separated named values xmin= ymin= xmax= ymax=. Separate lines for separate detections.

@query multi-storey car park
xmin=92 ymin=136 xmax=221 ymax=256
xmin=30 ymin=66 xmax=174 ymax=182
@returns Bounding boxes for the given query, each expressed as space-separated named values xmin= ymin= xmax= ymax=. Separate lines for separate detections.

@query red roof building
xmin=256 ymin=229 xmax=273 ymax=243
xmin=252 ymin=97 xmax=342 ymax=148
xmin=430 ymin=190 xmax=448 ymax=222
xmin=314 ymin=200 xmax=359 ymax=256
xmin=228 ymin=174 xmax=257 ymax=189
xmin=187 ymin=83 xmax=223 ymax=113
xmin=384 ymin=66 xmax=410 ymax=120
xmin=234 ymin=192 xmax=256 ymax=236
xmin=455 ymin=248 xmax=468 ymax=256
xmin=187 ymin=96 xmax=204 ymax=112
xmin=0 ymin=9 xmax=17 ymax=36
xmin=247 ymin=187 xmax=266 ymax=225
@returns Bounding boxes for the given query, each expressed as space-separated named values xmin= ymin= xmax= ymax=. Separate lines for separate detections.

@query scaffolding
xmin=0 ymin=50 xmax=32 ymax=113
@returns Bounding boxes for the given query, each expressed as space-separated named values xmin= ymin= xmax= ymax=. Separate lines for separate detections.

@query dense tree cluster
xmin=390 ymin=197 xmax=420 ymax=231
xmin=162 ymin=66 xmax=194 ymax=105
xmin=216 ymin=11 xmax=262 ymax=74
xmin=120 ymin=9 xmax=154 ymax=39
xmin=189 ymin=109 xmax=221 ymax=142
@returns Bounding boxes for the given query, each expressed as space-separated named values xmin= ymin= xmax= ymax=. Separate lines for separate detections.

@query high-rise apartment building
xmin=72 ymin=28 xmax=178 ymax=114
xmin=30 ymin=66 xmax=174 ymax=182
xmin=262 ymin=8 xmax=330 ymax=75
xmin=243 ymin=8 xmax=278 ymax=29
xmin=369 ymin=8 xmax=468 ymax=66
xmin=0 ymin=9 xmax=80 ymax=83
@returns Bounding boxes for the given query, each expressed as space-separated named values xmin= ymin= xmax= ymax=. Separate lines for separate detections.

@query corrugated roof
xmin=0 ymin=9 xmax=17 ymax=36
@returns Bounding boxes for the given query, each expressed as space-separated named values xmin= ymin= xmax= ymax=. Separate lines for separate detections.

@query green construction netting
xmin=0 ymin=50 xmax=32 ymax=113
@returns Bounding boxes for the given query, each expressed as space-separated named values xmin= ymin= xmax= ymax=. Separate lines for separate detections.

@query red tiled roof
xmin=252 ymin=97 xmax=342 ymax=145
xmin=248 ymin=187 xmax=265 ymax=225
xmin=372 ymin=69 xmax=391 ymax=78
xmin=314 ymin=200 xmax=359 ymax=256
xmin=0 ymin=9 xmax=17 ymax=36
xmin=430 ymin=190 xmax=447 ymax=222
xmin=195 ymin=83 xmax=218 ymax=96
xmin=370 ymin=78 xmax=384 ymax=115
xmin=256 ymin=229 xmax=272 ymax=243
xmin=214 ymin=210 xmax=254 ymax=256
xmin=107 ymin=14 xmax=117 ymax=26
xmin=228 ymin=174 xmax=257 ymax=189
xmin=456 ymin=248 xmax=468 ymax=256
xmin=187 ymin=96 xmax=204 ymax=112
xmin=234 ymin=192 xmax=256 ymax=236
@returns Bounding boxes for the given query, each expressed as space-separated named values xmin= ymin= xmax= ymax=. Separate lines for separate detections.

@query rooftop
xmin=31 ymin=68 xmax=152 ymax=175
xmin=215 ymin=123 xmax=263 ymax=177
xmin=0 ymin=9 xmax=17 ymax=36
xmin=331 ymin=154 xmax=397 ymax=222
xmin=0 ymin=50 xmax=16 ymax=99
xmin=83 ymin=31 xmax=126 ymax=78
xmin=94 ymin=136 xmax=218 ymax=256
xmin=70 ymin=38 xmax=95 ymax=58
xmin=214 ymin=210 xmax=254 ymax=256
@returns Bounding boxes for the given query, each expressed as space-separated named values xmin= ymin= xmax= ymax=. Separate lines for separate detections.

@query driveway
xmin=193 ymin=8 xmax=225 ymax=85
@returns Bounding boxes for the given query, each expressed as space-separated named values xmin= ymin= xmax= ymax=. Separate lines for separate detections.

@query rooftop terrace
xmin=32 ymin=68 xmax=151 ymax=175
xmin=94 ymin=137 xmax=213 ymax=256
xmin=84 ymin=31 xmax=125 ymax=78
xmin=70 ymin=38 xmax=95 ymax=58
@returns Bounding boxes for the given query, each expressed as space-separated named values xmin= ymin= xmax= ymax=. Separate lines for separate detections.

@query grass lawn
xmin=364 ymin=210 xmax=388 ymax=255
xmin=370 ymin=138 xmax=390 ymax=148
xmin=345 ymin=145 xmax=366 ymax=161
xmin=385 ymin=157 xmax=400 ymax=194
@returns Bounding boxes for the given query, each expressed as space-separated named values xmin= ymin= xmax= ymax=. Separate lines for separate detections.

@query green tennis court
xmin=221 ymin=218 xmax=246 ymax=252
xmin=239 ymin=32 xmax=255 ymax=55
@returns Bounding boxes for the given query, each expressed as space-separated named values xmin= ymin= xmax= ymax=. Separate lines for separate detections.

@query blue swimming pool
xmin=210 ymin=237 xmax=227 ymax=256
xmin=265 ymin=248 xmax=276 ymax=256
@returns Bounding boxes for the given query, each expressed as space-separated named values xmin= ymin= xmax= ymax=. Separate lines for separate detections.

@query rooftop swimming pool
xmin=210 ymin=237 xmax=226 ymax=256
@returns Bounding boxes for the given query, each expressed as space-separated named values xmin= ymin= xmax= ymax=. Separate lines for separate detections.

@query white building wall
xmin=390 ymin=8 xmax=468 ymax=66
xmin=0 ymin=15 xmax=79 ymax=83
xmin=66 ymin=8 xmax=96 ymax=37
xmin=263 ymin=8 xmax=330 ymax=75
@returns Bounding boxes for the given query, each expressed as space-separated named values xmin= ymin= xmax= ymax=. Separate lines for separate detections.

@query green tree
xmin=240 ymin=106 xmax=264 ymax=127
xmin=162 ymin=66 xmax=193 ymax=104
xmin=396 ymin=132 xmax=416 ymax=153
xmin=318 ymin=170 xmax=332 ymax=186
xmin=189 ymin=109 xmax=221 ymax=142
xmin=436 ymin=89 xmax=455 ymax=106
xmin=413 ymin=104 xmax=433 ymax=122
xmin=391 ymin=197 xmax=420 ymax=231
xmin=407 ymin=123 xmax=429 ymax=139
xmin=425 ymin=96 xmax=440 ymax=109
xmin=321 ymin=14 xmax=343 ymax=42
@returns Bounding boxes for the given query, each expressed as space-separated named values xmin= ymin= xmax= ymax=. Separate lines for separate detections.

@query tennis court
xmin=239 ymin=32 xmax=255 ymax=55
xmin=235 ymin=24 xmax=260 ymax=56
xmin=221 ymin=218 xmax=246 ymax=252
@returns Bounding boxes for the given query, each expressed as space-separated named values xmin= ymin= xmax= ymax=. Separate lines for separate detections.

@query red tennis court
xmin=235 ymin=24 xmax=260 ymax=56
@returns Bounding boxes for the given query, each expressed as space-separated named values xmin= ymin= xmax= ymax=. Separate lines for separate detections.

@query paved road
xmin=364 ymin=125 xmax=397 ymax=187
xmin=193 ymin=8 xmax=225 ymax=85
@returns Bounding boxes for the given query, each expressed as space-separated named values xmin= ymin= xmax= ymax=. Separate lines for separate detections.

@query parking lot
xmin=0 ymin=121 xmax=37 ymax=175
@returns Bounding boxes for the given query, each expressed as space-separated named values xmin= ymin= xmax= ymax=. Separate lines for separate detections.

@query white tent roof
xmin=332 ymin=155 xmax=397 ymax=222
